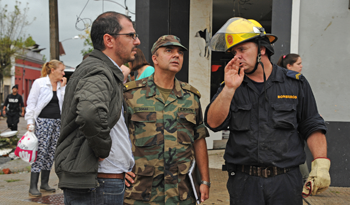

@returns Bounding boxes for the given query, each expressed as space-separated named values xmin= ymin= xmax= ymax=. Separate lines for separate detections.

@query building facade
xmin=136 ymin=0 xmax=350 ymax=187
xmin=4 ymin=48 xmax=44 ymax=106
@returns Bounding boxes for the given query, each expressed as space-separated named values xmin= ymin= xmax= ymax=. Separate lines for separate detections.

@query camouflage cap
xmin=151 ymin=35 xmax=188 ymax=55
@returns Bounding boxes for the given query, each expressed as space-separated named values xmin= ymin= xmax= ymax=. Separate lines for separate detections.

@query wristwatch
xmin=201 ymin=180 xmax=211 ymax=188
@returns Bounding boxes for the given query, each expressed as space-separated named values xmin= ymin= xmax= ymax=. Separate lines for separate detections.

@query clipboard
xmin=188 ymin=159 xmax=201 ymax=204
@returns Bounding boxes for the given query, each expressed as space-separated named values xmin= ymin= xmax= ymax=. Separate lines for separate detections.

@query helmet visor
xmin=210 ymin=17 xmax=276 ymax=52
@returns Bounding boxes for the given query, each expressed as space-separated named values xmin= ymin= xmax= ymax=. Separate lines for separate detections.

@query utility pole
xmin=49 ymin=0 xmax=59 ymax=60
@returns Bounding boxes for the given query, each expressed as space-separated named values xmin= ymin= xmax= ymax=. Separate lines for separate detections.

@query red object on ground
xmin=3 ymin=168 xmax=11 ymax=174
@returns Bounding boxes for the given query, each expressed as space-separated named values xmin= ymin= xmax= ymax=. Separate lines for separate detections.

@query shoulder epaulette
xmin=124 ymin=78 xmax=147 ymax=92
xmin=181 ymin=82 xmax=201 ymax=98
xmin=286 ymin=70 xmax=303 ymax=80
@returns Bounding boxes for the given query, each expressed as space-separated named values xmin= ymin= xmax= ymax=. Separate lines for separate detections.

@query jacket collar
xmin=89 ymin=49 xmax=125 ymax=83
xmin=243 ymin=63 xmax=284 ymax=84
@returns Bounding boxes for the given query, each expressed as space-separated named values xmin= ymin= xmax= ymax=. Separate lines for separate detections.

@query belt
xmin=237 ymin=165 xmax=295 ymax=178
xmin=97 ymin=173 xmax=125 ymax=179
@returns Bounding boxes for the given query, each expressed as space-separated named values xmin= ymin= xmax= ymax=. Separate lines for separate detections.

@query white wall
xmin=189 ymin=0 xmax=222 ymax=149
xmin=299 ymin=0 xmax=350 ymax=121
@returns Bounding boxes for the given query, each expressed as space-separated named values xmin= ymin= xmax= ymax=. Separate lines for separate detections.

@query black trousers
xmin=227 ymin=167 xmax=302 ymax=205
xmin=6 ymin=111 xmax=20 ymax=131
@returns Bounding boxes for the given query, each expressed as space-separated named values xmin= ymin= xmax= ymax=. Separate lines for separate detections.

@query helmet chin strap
xmin=245 ymin=40 xmax=268 ymax=101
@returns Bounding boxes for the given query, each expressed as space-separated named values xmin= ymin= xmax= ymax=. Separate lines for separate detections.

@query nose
xmin=134 ymin=37 xmax=141 ymax=46
xmin=173 ymin=51 xmax=180 ymax=58
xmin=235 ymin=53 xmax=242 ymax=59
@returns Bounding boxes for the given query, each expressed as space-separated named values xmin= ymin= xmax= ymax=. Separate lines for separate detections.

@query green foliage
xmin=24 ymin=35 xmax=36 ymax=47
xmin=5 ymin=179 xmax=21 ymax=183
xmin=0 ymin=0 xmax=35 ymax=84
xmin=79 ymin=26 xmax=93 ymax=56
xmin=42 ymin=54 xmax=47 ymax=62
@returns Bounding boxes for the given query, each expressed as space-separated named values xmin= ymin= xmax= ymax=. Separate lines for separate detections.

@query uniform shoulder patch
xmin=124 ymin=78 xmax=147 ymax=92
xmin=286 ymin=70 xmax=303 ymax=80
xmin=181 ymin=82 xmax=201 ymax=98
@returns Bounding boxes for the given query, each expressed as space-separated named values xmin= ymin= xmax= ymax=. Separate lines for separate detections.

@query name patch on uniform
xmin=178 ymin=108 xmax=195 ymax=114
xmin=134 ymin=106 xmax=155 ymax=112
xmin=278 ymin=95 xmax=297 ymax=99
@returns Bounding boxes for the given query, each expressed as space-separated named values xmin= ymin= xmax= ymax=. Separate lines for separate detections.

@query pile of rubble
xmin=0 ymin=131 xmax=19 ymax=157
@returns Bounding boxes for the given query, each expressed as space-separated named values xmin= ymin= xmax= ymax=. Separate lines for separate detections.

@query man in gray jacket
xmin=55 ymin=11 xmax=140 ymax=204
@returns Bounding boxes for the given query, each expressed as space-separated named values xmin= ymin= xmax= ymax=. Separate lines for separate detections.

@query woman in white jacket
xmin=25 ymin=59 xmax=66 ymax=197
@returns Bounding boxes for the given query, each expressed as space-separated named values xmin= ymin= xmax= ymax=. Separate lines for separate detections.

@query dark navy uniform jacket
xmin=204 ymin=64 xmax=327 ymax=168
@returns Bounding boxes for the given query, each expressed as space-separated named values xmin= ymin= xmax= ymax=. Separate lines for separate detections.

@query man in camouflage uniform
xmin=123 ymin=35 xmax=210 ymax=205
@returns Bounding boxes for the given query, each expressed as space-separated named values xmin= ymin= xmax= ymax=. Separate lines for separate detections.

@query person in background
xmin=121 ymin=64 xmax=131 ymax=83
xmin=124 ymin=35 xmax=210 ymax=204
xmin=129 ymin=48 xmax=154 ymax=80
xmin=277 ymin=53 xmax=303 ymax=73
xmin=128 ymin=71 xmax=135 ymax=81
xmin=3 ymin=85 xmax=25 ymax=131
xmin=55 ymin=11 xmax=140 ymax=205
xmin=25 ymin=59 xmax=66 ymax=197
xmin=277 ymin=53 xmax=309 ymax=183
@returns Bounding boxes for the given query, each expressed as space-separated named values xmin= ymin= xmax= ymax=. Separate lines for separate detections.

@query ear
xmin=152 ymin=55 xmax=158 ymax=65
xmin=286 ymin=64 xmax=292 ymax=70
xmin=103 ymin=34 xmax=115 ymax=49
xmin=260 ymin=46 xmax=266 ymax=55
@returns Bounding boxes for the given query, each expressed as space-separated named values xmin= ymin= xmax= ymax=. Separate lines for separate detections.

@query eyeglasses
xmin=109 ymin=33 xmax=139 ymax=40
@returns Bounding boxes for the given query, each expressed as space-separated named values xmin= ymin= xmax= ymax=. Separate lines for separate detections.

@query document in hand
xmin=188 ymin=159 xmax=201 ymax=204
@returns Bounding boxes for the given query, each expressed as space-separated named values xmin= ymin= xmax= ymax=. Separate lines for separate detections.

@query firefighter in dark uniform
xmin=204 ymin=17 xmax=330 ymax=205
xmin=3 ymin=85 xmax=25 ymax=131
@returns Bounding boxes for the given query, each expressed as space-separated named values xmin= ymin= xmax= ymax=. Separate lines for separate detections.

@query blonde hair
xmin=41 ymin=59 xmax=64 ymax=77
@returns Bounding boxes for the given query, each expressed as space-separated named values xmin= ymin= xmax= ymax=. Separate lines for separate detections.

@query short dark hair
xmin=91 ymin=11 xmax=132 ymax=51
xmin=129 ymin=48 xmax=150 ymax=71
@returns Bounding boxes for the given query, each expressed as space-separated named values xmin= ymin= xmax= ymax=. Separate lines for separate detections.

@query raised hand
xmin=61 ymin=77 xmax=67 ymax=87
xmin=224 ymin=56 xmax=245 ymax=91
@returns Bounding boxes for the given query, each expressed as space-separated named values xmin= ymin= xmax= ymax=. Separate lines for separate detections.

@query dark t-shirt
xmin=4 ymin=94 xmax=24 ymax=112
xmin=251 ymin=80 xmax=264 ymax=93
xmin=38 ymin=91 xmax=61 ymax=119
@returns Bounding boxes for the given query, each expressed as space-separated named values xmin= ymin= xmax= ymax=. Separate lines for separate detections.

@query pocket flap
xmin=177 ymin=112 xmax=196 ymax=125
xmin=131 ymin=112 xmax=156 ymax=122
xmin=135 ymin=165 xmax=155 ymax=176
xmin=230 ymin=104 xmax=252 ymax=112
xmin=272 ymin=103 xmax=296 ymax=111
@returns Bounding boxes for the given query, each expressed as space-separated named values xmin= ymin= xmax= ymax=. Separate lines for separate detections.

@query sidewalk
xmin=0 ymin=117 xmax=349 ymax=204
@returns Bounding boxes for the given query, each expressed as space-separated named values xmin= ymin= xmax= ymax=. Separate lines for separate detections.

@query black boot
xmin=40 ymin=170 xmax=56 ymax=192
xmin=29 ymin=172 xmax=42 ymax=197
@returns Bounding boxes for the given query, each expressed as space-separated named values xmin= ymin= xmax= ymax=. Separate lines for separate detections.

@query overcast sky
xmin=5 ymin=0 xmax=135 ymax=67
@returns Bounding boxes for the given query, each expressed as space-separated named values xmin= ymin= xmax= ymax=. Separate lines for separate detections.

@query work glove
xmin=302 ymin=158 xmax=331 ymax=198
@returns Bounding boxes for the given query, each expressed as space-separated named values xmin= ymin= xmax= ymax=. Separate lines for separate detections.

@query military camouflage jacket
xmin=123 ymin=74 xmax=209 ymax=205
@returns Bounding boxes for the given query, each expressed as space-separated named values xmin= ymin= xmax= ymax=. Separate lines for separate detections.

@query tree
xmin=24 ymin=35 xmax=36 ymax=47
xmin=80 ymin=27 xmax=93 ymax=56
xmin=0 ymin=0 xmax=35 ymax=86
